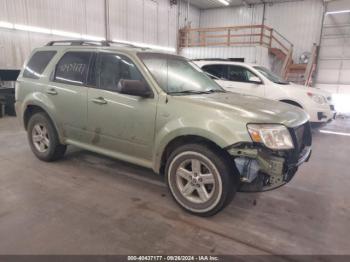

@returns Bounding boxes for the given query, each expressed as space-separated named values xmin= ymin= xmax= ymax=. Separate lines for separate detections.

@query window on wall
xmin=54 ymin=52 xmax=92 ymax=85
xmin=23 ymin=51 xmax=57 ymax=79
xmin=98 ymin=53 xmax=143 ymax=92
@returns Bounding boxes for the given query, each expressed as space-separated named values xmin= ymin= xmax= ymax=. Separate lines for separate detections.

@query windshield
xmin=253 ymin=66 xmax=289 ymax=85
xmin=138 ymin=53 xmax=224 ymax=95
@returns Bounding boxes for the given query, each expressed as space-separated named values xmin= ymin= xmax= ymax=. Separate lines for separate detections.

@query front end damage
xmin=227 ymin=122 xmax=312 ymax=192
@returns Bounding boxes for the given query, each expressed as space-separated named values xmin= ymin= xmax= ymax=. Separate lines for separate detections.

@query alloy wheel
xmin=32 ymin=123 xmax=50 ymax=153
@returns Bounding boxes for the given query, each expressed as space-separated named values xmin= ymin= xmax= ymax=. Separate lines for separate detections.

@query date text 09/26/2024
xmin=127 ymin=255 xmax=219 ymax=261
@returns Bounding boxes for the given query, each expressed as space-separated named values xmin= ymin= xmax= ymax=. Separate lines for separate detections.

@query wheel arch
xmin=156 ymin=134 xmax=232 ymax=176
xmin=22 ymin=100 xmax=64 ymax=144
xmin=24 ymin=104 xmax=47 ymax=130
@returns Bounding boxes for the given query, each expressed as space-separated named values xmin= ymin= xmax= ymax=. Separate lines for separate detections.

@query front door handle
xmin=91 ymin=97 xmax=107 ymax=105
xmin=46 ymin=88 xmax=58 ymax=95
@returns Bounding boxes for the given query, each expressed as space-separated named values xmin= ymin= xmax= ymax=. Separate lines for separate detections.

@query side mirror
xmin=249 ymin=76 xmax=262 ymax=84
xmin=118 ymin=79 xmax=153 ymax=98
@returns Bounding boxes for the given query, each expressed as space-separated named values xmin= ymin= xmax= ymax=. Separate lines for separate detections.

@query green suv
xmin=15 ymin=40 xmax=312 ymax=216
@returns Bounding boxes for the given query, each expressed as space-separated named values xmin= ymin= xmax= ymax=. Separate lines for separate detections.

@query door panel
xmin=47 ymin=51 xmax=92 ymax=142
xmin=225 ymin=65 xmax=265 ymax=97
xmin=87 ymin=52 xmax=157 ymax=162
xmin=46 ymin=82 xmax=87 ymax=141
xmin=223 ymin=80 xmax=264 ymax=97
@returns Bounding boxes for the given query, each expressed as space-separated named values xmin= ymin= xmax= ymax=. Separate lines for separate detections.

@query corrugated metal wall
xmin=0 ymin=0 xmax=106 ymax=69
xmin=178 ymin=0 xmax=201 ymax=29
xmin=316 ymin=12 xmax=350 ymax=94
xmin=315 ymin=0 xmax=350 ymax=113
xmin=264 ymin=0 xmax=324 ymax=61
xmin=200 ymin=5 xmax=263 ymax=28
xmin=180 ymin=5 xmax=265 ymax=64
xmin=0 ymin=0 xmax=194 ymax=69
xmin=109 ymin=0 xmax=178 ymax=47
xmin=188 ymin=0 xmax=324 ymax=62
xmin=181 ymin=46 xmax=270 ymax=67
xmin=0 ymin=0 xmax=326 ymax=71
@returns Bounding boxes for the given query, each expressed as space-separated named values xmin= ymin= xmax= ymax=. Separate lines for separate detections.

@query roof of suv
xmin=37 ymin=40 xmax=174 ymax=56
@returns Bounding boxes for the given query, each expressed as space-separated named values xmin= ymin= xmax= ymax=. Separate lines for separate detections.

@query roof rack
xmin=45 ymin=40 xmax=147 ymax=49
xmin=46 ymin=40 xmax=107 ymax=46
xmin=191 ymin=58 xmax=245 ymax=62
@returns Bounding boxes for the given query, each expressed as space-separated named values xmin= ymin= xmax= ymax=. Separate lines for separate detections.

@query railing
xmin=282 ymin=47 xmax=293 ymax=79
xmin=304 ymin=43 xmax=318 ymax=86
xmin=178 ymin=24 xmax=293 ymax=54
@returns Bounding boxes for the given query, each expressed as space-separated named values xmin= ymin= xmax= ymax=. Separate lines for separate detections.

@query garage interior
xmin=1 ymin=0 xmax=350 ymax=257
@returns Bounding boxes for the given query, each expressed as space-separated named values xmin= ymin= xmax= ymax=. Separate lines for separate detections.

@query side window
xmin=23 ymin=51 xmax=57 ymax=79
xmin=54 ymin=52 xmax=92 ymax=85
xmin=228 ymin=65 xmax=260 ymax=83
xmin=98 ymin=53 xmax=143 ymax=92
xmin=202 ymin=64 xmax=228 ymax=80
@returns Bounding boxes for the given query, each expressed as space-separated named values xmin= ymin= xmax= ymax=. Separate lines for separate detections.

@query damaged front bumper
xmin=228 ymin=146 xmax=311 ymax=192
xmin=227 ymin=122 xmax=312 ymax=192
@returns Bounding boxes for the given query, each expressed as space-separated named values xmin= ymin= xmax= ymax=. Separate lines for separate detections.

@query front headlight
xmin=247 ymin=124 xmax=294 ymax=150
xmin=307 ymin=92 xmax=327 ymax=104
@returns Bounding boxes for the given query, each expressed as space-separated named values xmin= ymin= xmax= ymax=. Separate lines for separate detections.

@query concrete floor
xmin=0 ymin=117 xmax=349 ymax=255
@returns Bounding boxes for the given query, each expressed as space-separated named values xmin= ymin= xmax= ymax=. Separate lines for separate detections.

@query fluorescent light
xmin=14 ymin=24 xmax=51 ymax=34
xmin=0 ymin=20 xmax=174 ymax=52
xmin=0 ymin=20 xmax=105 ymax=41
xmin=82 ymin=34 xmax=106 ymax=41
xmin=319 ymin=130 xmax=350 ymax=137
xmin=326 ymin=10 xmax=350 ymax=15
xmin=51 ymin=29 xmax=82 ymax=38
xmin=0 ymin=21 xmax=14 ymax=29
xmin=216 ymin=0 xmax=230 ymax=6
xmin=113 ymin=39 xmax=176 ymax=52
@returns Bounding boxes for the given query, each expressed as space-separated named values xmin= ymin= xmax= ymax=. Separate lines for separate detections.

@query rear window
xmin=54 ymin=52 xmax=92 ymax=86
xmin=23 ymin=51 xmax=57 ymax=79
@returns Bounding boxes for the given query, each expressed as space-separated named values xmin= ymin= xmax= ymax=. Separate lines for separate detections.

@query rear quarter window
xmin=54 ymin=52 xmax=92 ymax=86
xmin=23 ymin=51 xmax=57 ymax=79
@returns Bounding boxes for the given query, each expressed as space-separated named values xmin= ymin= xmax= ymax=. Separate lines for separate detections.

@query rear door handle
xmin=46 ymin=88 xmax=58 ymax=95
xmin=91 ymin=97 xmax=107 ymax=105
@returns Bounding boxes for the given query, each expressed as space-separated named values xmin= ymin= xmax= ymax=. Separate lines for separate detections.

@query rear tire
xmin=165 ymin=143 xmax=238 ymax=217
xmin=27 ymin=112 xmax=66 ymax=162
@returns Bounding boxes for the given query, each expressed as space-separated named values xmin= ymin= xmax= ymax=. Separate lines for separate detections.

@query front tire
xmin=165 ymin=143 xmax=238 ymax=216
xmin=27 ymin=112 xmax=67 ymax=162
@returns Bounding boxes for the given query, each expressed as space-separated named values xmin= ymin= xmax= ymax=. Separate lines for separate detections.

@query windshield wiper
xmin=168 ymin=90 xmax=209 ymax=95
xmin=206 ymin=89 xmax=226 ymax=93
xmin=168 ymin=89 xmax=225 ymax=95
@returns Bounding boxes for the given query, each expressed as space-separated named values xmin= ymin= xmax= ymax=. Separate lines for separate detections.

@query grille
xmin=294 ymin=125 xmax=305 ymax=152
xmin=289 ymin=122 xmax=312 ymax=160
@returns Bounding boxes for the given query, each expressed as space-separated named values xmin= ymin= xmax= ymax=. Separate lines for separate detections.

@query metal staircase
xmin=270 ymin=43 xmax=318 ymax=86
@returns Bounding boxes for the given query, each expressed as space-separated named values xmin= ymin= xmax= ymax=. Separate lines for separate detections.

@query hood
xmin=177 ymin=92 xmax=309 ymax=128
xmin=288 ymin=83 xmax=332 ymax=98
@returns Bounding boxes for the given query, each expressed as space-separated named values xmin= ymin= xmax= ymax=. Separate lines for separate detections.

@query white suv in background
xmin=194 ymin=60 xmax=336 ymax=124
